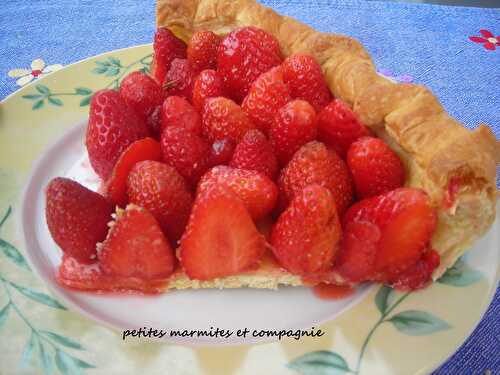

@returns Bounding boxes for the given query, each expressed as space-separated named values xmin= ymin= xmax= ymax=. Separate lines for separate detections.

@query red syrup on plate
xmin=311 ymin=283 xmax=355 ymax=300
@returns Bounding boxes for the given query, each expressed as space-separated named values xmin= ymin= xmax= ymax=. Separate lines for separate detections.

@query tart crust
xmin=157 ymin=0 xmax=500 ymax=289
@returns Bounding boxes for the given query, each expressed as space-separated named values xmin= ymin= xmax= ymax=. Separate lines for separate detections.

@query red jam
xmin=311 ymin=283 xmax=355 ymax=300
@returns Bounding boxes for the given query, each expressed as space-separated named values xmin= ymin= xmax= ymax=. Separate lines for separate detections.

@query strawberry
xmin=208 ymin=138 xmax=236 ymax=167
xmin=278 ymin=141 xmax=354 ymax=214
xmin=160 ymin=126 xmax=210 ymax=185
xmin=217 ymin=26 xmax=282 ymax=102
xmin=119 ymin=71 xmax=164 ymax=124
xmin=282 ymin=54 xmax=332 ymax=112
xmin=104 ymin=137 xmax=162 ymax=207
xmin=242 ymin=67 xmax=291 ymax=133
xmin=192 ymin=69 xmax=225 ymax=113
xmin=317 ymin=99 xmax=370 ymax=158
xmin=389 ymin=249 xmax=440 ymax=291
xmin=160 ymin=96 xmax=202 ymax=135
xmin=202 ymin=97 xmax=256 ymax=143
xmin=198 ymin=166 xmax=278 ymax=220
xmin=179 ymin=184 xmax=266 ymax=280
xmin=146 ymin=105 xmax=162 ymax=137
xmin=127 ymin=160 xmax=193 ymax=243
xmin=152 ymin=27 xmax=187 ymax=86
xmin=334 ymin=188 xmax=437 ymax=283
xmin=271 ymin=185 xmax=341 ymax=276
xmin=86 ymin=90 xmax=150 ymax=180
xmin=347 ymin=136 xmax=405 ymax=199
xmin=46 ymin=178 xmax=114 ymax=263
xmin=230 ymin=129 xmax=278 ymax=180
xmin=187 ymin=31 xmax=221 ymax=73
xmin=163 ymin=58 xmax=195 ymax=101
xmin=269 ymin=100 xmax=318 ymax=166
xmin=99 ymin=205 xmax=176 ymax=280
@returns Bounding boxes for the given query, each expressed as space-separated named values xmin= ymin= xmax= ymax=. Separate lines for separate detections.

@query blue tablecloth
xmin=1 ymin=0 xmax=499 ymax=373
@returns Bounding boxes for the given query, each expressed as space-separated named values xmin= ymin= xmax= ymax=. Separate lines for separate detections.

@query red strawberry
xmin=163 ymin=58 xmax=195 ymax=101
xmin=269 ymin=100 xmax=318 ymax=166
xmin=86 ymin=90 xmax=150 ymax=180
xmin=282 ymin=54 xmax=332 ymax=112
xmin=202 ymin=97 xmax=256 ymax=143
xmin=187 ymin=31 xmax=221 ymax=73
xmin=242 ymin=67 xmax=291 ymax=133
xmin=230 ymin=129 xmax=278 ymax=180
xmin=127 ymin=160 xmax=193 ymax=243
xmin=217 ymin=26 xmax=282 ymax=101
xmin=198 ymin=166 xmax=278 ymax=220
xmin=160 ymin=126 xmax=210 ymax=185
xmin=335 ymin=188 xmax=437 ymax=283
xmin=208 ymin=138 xmax=236 ymax=167
xmin=179 ymin=184 xmax=266 ymax=280
xmin=152 ymin=27 xmax=187 ymax=86
xmin=389 ymin=249 xmax=440 ymax=291
xmin=119 ymin=71 xmax=164 ymax=124
xmin=279 ymin=141 xmax=354 ymax=214
xmin=271 ymin=184 xmax=341 ymax=275
xmin=347 ymin=136 xmax=405 ymax=199
xmin=161 ymin=96 xmax=202 ymax=135
xmin=146 ymin=105 xmax=162 ymax=137
xmin=192 ymin=69 xmax=225 ymax=112
xmin=317 ymin=99 xmax=370 ymax=158
xmin=46 ymin=178 xmax=114 ymax=263
xmin=99 ymin=205 xmax=176 ymax=280
xmin=104 ymin=137 xmax=162 ymax=207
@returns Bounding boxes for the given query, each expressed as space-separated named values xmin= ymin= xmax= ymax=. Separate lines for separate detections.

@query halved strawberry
xmin=179 ymin=185 xmax=266 ymax=280
xmin=152 ymin=27 xmax=187 ymax=86
xmin=160 ymin=96 xmax=202 ymax=135
xmin=389 ymin=249 xmax=440 ymax=291
xmin=104 ymin=137 xmax=162 ymax=207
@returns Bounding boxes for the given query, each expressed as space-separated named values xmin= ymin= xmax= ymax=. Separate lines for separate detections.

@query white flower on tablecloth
xmin=7 ymin=59 xmax=63 ymax=86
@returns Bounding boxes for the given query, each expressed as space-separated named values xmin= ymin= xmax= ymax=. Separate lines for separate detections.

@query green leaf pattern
xmin=288 ymin=350 xmax=350 ymax=375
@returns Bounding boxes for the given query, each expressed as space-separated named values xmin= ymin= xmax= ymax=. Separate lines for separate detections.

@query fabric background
xmin=0 ymin=0 xmax=499 ymax=374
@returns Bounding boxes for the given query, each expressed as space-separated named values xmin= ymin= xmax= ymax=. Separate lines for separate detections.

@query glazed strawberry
xmin=161 ymin=96 xmax=202 ymax=135
xmin=242 ymin=67 xmax=291 ymax=133
xmin=160 ymin=126 xmax=210 ymax=184
xmin=269 ymin=100 xmax=318 ymax=166
xmin=46 ymin=178 xmax=114 ymax=263
xmin=335 ymin=188 xmax=437 ymax=283
xmin=230 ymin=129 xmax=279 ymax=180
xmin=208 ymin=138 xmax=236 ymax=167
xmin=127 ymin=160 xmax=193 ymax=243
xmin=187 ymin=31 xmax=221 ymax=73
xmin=119 ymin=71 xmax=164 ymax=124
xmin=282 ymin=54 xmax=332 ymax=112
xmin=198 ymin=166 xmax=278 ymax=220
xmin=152 ymin=27 xmax=187 ymax=85
xmin=99 ymin=205 xmax=176 ymax=280
xmin=271 ymin=185 xmax=341 ymax=275
xmin=217 ymin=26 xmax=282 ymax=101
xmin=179 ymin=184 xmax=266 ymax=280
xmin=163 ymin=58 xmax=195 ymax=101
xmin=317 ymin=99 xmax=370 ymax=158
xmin=104 ymin=137 xmax=162 ymax=207
xmin=86 ymin=90 xmax=150 ymax=180
xmin=279 ymin=141 xmax=354 ymax=214
xmin=389 ymin=249 xmax=440 ymax=291
xmin=347 ymin=136 xmax=405 ymax=199
xmin=202 ymin=97 xmax=256 ymax=143
xmin=192 ymin=69 xmax=225 ymax=112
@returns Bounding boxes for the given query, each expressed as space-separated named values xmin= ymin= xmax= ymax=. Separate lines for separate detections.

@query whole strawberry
xmin=347 ymin=136 xmax=405 ymax=199
xmin=163 ymin=58 xmax=195 ymax=101
xmin=161 ymin=96 xmax=202 ymax=135
xmin=152 ymin=27 xmax=187 ymax=85
xmin=317 ymin=99 xmax=370 ymax=158
xmin=208 ymin=138 xmax=236 ymax=167
xmin=86 ymin=90 xmax=150 ymax=180
xmin=279 ymin=141 xmax=354 ymax=214
xmin=187 ymin=31 xmax=221 ymax=73
xmin=217 ymin=26 xmax=282 ymax=102
xmin=269 ymin=100 xmax=318 ymax=166
xmin=282 ymin=54 xmax=332 ymax=112
xmin=230 ymin=129 xmax=279 ymax=180
xmin=242 ymin=67 xmax=291 ymax=133
xmin=192 ymin=69 xmax=225 ymax=113
xmin=46 ymin=178 xmax=114 ymax=263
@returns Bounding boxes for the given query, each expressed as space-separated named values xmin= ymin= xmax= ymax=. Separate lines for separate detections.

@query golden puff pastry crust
xmin=157 ymin=0 xmax=500 ymax=287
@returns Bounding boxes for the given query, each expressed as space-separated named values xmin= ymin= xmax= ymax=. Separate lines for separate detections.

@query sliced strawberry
xmin=160 ymin=96 xmax=202 ymax=135
xmin=198 ymin=166 xmax=278 ymax=220
xmin=271 ymin=185 xmax=341 ymax=276
xmin=163 ymin=58 xmax=195 ymax=101
xmin=187 ymin=31 xmax=221 ymax=73
xmin=192 ymin=69 xmax=226 ymax=113
xmin=104 ymin=138 xmax=162 ymax=207
xmin=99 ymin=205 xmax=176 ymax=280
xmin=389 ymin=249 xmax=440 ymax=291
xmin=46 ymin=178 xmax=114 ymax=263
xmin=152 ymin=27 xmax=187 ymax=86
xmin=179 ymin=185 xmax=266 ymax=280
